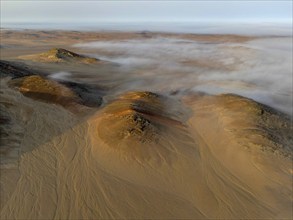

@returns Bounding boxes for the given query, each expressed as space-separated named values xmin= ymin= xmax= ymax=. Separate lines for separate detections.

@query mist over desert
xmin=0 ymin=2 xmax=293 ymax=218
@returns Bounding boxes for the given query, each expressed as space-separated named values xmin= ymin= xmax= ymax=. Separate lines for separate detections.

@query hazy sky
xmin=1 ymin=1 xmax=292 ymax=23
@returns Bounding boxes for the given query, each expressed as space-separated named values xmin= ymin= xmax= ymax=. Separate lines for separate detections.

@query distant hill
xmin=19 ymin=48 xmax=104 ymax=64
xmin=9 ymin=75 xmax=80 ymax=107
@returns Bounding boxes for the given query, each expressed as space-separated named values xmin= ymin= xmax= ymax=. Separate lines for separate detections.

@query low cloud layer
xmin=74 ymin=36 xmax=292 ymax=115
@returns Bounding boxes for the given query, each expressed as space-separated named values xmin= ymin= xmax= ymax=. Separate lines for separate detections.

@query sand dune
xmin=9 ymin=75 xmax=80 ymax=107
xmin=97 ymin=91 xmax=193 ymax=164
xmin=1 ymin=63 xmax=105 ymax=109
xmin=0 ymin=30 xmax=292 ymax=219
xmin=1 ymin=83 xmax=292 ymax=218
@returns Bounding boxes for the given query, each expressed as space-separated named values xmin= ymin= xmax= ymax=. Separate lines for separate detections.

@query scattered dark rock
xmin=59 ymin=81 xmax=104 ymax=107
xmin=0 ymin=60 xmax=38 ymax=78
xmin=217 ymin=94 xmax=293 ymax=158
xmin=48 ymin=48 xmax=88 ymax=59
xmin=100 ymin=91 xmax=186 ymax=145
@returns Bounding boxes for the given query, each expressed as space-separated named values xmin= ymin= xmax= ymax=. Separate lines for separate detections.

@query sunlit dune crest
xmin=190 ymin=93 xmax=293 ymax=158
xmin=97 ymin=91 xmax=195 ymax=164
xmin=9 ymin=75 xmax=79 ymax=106
xmin=19 ymin=48 xmax=104 ymax=64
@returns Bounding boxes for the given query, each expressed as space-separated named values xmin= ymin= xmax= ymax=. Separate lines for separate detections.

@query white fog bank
xmin=74 ymin=36 xmax=292 ymax=115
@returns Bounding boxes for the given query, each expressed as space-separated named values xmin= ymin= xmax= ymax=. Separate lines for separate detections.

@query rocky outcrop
xmin=0 ymin=60 xmax=37 ymax=78
xmin=97 ymin=91 xmax=193 ymax=163
xmin=19 ymin=48 xmax=101 ymax=64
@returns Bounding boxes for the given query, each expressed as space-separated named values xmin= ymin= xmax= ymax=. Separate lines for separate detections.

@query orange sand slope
xmin=0 ymin=81 xmax=292 ymax=219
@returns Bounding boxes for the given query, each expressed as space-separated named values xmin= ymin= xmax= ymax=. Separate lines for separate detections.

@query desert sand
xmin=0 ymin=30 xmax=292 ymax=219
